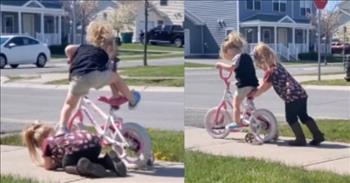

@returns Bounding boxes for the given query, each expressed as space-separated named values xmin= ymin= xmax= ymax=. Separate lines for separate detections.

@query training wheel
xmin=244 ymin=133 xmax=255 ymax=143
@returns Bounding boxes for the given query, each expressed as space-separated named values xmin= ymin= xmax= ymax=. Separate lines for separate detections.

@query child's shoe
xmin=225 ymin=122 xmax=240 ymax=131
xmin=108 ymin=151 xmax=127 ymax=177
xmin=55 ymin=125 xmax=69 ymax=136
xmin=129 ymin=90 xmax=141 ymax=109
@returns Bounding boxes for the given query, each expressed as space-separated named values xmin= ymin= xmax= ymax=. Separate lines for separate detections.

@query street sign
xmin=314 ymin=0 xmax=328 ymax=10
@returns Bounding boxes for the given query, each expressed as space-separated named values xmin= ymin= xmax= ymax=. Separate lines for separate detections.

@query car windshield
xmin=0 ymin=37 xmax=9 ymax=45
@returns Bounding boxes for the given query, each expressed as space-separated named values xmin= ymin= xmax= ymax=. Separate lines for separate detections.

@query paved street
xmin=1 ymin=87 xmax=183 ymax=131
xmin=0 ymin=57 xmax=184 ymax=76
xmin=185 ymin=67 xmax=350 ymax=127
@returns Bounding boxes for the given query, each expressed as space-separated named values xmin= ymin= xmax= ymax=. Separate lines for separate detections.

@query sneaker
xmin=76 ymin=157 xmax=113 ymax=178
xmin=55 ymin=125 xmax=69 ymax=136
xmin=108 ymin=151 xmax=127 ymax=177
xmin=129 ymin=90 xmax=141 ymax=109
xmin=225 ymin=122 xmax=240 ymax=131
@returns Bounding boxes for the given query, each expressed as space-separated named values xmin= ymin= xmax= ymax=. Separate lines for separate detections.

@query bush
xmin=298 ymin=52 xmax=318 ymax=60
xmin=298 ymin=52 xmax=342 ymax=62
xmin=49 ymin=45 xmax=67 ymax=55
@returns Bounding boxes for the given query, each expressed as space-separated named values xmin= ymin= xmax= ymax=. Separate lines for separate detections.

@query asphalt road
xmin=1 ymin=87 xmax=184 ymax=131
xmin=0 ymin=57 xmax=184 ymax=77
xmin=185 ymin=68 xmax=350 ymax=128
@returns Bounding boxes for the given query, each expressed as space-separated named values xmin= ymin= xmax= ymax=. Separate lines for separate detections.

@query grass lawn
xmin=185 ymin=151 xmax=350 ymax=183
xmin=1 ymin=175 xmax=39 ymax=183
xmin=0 ymin=129 xmax=184 ymax=162
xmin=46 ymin=65 xmax=184 ymax=87
xmin=120 ymin=43 xmax=183 ymax=52
xmin=119 ymin=65 xmax=184 ymax=77
xmin=278 ymin=119 xmax=350 ymax=143
xmin=185 ymin=62 xmax=213 ymax=68
xmin=301 ymin=79 xmax=350 ymax=86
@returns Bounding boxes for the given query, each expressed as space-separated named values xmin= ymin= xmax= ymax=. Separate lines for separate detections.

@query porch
xmin=240 ymin=16 xmax=314 ymax=60
xmin=0 ymin=1 xmax=65 ymax=45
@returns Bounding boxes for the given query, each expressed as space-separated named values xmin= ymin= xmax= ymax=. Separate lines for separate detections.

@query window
xmin=262 ymin=29 xmax=272 ymax=43
xmin=160 ymin=0 xmax=168 ymax=6
xmin=23 ymin=37 xmax=39 ymax=45
xmin=300 ymin=1 xmax=312 ymax=16
xmin=247 ymin=0 xmax=261 ymax=10
xmin=0 ymin=37 xmax=9 ymax=45
xmin=173 ymin=25 xmax=183 ymax=31
xmin=4 ymin=15 xmax=14 ymax=33
xmin=273 ymin=0 xmax=286 ymax=12
xmin=7 ymin=37 xmax=23 ymax=47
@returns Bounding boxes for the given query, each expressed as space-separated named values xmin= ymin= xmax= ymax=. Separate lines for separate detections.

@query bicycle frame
xmin=214 ymin=67 xmax=255 ymax=126
xmin=68 ymin=96 xmax=130 ymax=158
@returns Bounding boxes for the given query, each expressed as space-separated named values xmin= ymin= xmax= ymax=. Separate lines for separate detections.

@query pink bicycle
xmin=204 ymin=66 xmax=278 ymax=144
xmin=67 ymin=95 xmax=153 ymax=169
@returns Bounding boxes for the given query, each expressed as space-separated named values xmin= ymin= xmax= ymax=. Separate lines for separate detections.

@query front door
xmin=23 ymin=14 xmax=35 ymax=37
xmin=278 ymin=28 xmax=288 ymax=47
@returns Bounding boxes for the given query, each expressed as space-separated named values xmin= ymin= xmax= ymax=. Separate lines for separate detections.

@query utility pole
xmin=143 ymin=0 xmax=148 ymax=66
xmin=317 ymin=9 xmax=321 ymax=81
xmin=72 ymin=1 xmax=76 ymax=44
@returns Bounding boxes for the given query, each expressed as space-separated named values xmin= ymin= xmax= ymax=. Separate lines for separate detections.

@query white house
xmin=0 ymin=0 xmax=65 ymax=45
xmin=133 ymin=0 xmax=184 ymax=42
xmin=334 ymin=1 xmax=350 ymax=43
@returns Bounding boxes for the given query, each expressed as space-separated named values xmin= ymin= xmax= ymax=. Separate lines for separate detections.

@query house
xmin=0 ymin=0 xmax=66 ymax=45
xmin=333 ymin=1 xmax=350 ymax=43
xmin=133 ymin=0 xmax=184 ymax=43
xmin=185 ymin=0 xmax=316 ymax=60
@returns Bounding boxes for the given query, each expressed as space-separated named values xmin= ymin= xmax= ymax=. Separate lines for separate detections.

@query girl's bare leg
xmin=58 ymin=93 xmax=80 ymax=129
xmin=110 ymin=73 xmax=133 ymax=102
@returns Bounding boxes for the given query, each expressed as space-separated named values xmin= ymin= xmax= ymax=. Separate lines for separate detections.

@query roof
xmin=0 ymin=0 xmax=63 ymax=9
xmin=185 ymin=9 xmax=205 ymax=26
xmin=242 ymin=14 xmax=310 ymax=24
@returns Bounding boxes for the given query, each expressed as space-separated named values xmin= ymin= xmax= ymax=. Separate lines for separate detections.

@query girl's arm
xmin=216 ymin=62 xmax=234 ymax=71
xmin=65 ymin=45 xmax=79 ymax=64
xmin=254 ymin=81 xmax=272 ymax=97
xmin=43 ymin=156 xmax=57 ymax=170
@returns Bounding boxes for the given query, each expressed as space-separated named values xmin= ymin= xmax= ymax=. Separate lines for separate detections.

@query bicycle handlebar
xmin=217 ymin=66 xmax=234 ymax=83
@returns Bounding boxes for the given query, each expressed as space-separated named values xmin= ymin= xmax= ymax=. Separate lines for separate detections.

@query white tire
xmin=112 ymin=122 xmax=153 ymax=169
xmin=204 ymin=107 xmax=231 ymax=139
xmin=249 ymin=109 xmax=278 ymax=142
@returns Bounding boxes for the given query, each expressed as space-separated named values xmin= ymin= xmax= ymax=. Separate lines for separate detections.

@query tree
xmin=106 ymin=1 xmax=139 ymax=37
xmin=308 ymin=6 xmax=341 ymax=64
xmin=61 ymin=0 xmax=98 ymax=44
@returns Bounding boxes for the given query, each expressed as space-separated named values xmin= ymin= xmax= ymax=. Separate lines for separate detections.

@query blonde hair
xmin=219 ymin=32 xmax=247 ymax=59
xmin=86 ymin=21 xmax=115 ymax=48
xmin=22 ymin=123 xmax=54 ymax=165
xmin=252 ymin=43 xmax=278 ymax=70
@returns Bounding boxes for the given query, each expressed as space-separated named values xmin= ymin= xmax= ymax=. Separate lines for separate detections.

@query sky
xmin=325 ymin=0 xmax=341 ymax=11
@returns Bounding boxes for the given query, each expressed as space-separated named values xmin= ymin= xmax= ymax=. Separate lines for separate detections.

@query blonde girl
xmin=251 ymin=43 xmax=324 ymax=146
xmin=216 ymin=32 xmax=259 ymax=130
xmin=58 ymin=21 xmax=140 ymax=135
xmin=22 ymin=123 xmax=126 ymax=177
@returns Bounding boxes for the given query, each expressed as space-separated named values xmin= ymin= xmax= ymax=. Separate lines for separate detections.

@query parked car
xmin=0 ymin=35 xmax=51 ymax=69
xmin=140 ymin=25 xmax=184 ymax=47
xmin=331 ymin=42 xmax=350 ymax=54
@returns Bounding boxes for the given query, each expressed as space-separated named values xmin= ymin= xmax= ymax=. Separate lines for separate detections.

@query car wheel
xmin=10 ymin=64 xmax=19 ymax=68
xmin=174 ymin=38 xmax=183 ymax=48
xmin=36 ymin=54 xmax=47 ymax=68
xmin=0 ymin=55 xmax=7 ymax=69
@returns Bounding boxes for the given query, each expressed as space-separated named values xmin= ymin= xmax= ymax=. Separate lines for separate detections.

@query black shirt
xmin=69 ymin=44 xmax=109 ymax=78
xmin=234 ymin=53 xmax=259 ymax=88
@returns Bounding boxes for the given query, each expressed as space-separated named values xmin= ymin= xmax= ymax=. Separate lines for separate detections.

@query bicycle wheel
xmin=204 ymin=107 xmax=231 ymax=139
xmin=112 ymin=122 xmax=153 ymax=169
xmin=249 ymin=109 xmax=278 ymax=142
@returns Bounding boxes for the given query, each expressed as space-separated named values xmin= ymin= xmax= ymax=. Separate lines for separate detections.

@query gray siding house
xmin=184 ymin=0 xmax=239 ymax=58
xmin=185 ymin=0 xmax=316 ymax=60
xmin=0 ymin=0 xmax=65 ymax=45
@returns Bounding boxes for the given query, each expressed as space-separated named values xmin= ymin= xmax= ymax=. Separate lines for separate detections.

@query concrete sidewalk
xmin=0 ymin=145 xmax=184 ymax=183
xmin=185 ymin=127 xmax=350 ymax=175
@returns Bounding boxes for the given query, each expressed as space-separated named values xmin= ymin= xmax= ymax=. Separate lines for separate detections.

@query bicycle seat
xmin=98 ymin=96 xmax=128 ymax=107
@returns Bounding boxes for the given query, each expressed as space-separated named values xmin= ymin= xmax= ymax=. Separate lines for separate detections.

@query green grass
xmin=185 ymin=62 xmax=213 ymax=68
xmin=185 ymin=151 xmax=350 ymax=183
xmin=0 ymin=175 xmax=39 ymax=183
xmin=120 ymin=43 xmax=183 ymax=52
xmin=6 ymin=76 xmax=40 ymax=83
xmin=148 ymin=129 xmax=184 ymax=162
xmin=279 ymin=119 xmax=350 ymax=143
xmin=301 ymin=79 xmax=350 ymax=86
xmin=125 ymin=78 xmax=184 ymax=87
xmin=120 ymin=65 xmax=184 ymax=77
xmin=0 ymin=129 xmax=184 ymax=162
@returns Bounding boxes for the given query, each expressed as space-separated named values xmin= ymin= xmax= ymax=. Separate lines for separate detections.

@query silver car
xmin=0 ymin=35 xmax=51 ymax=69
